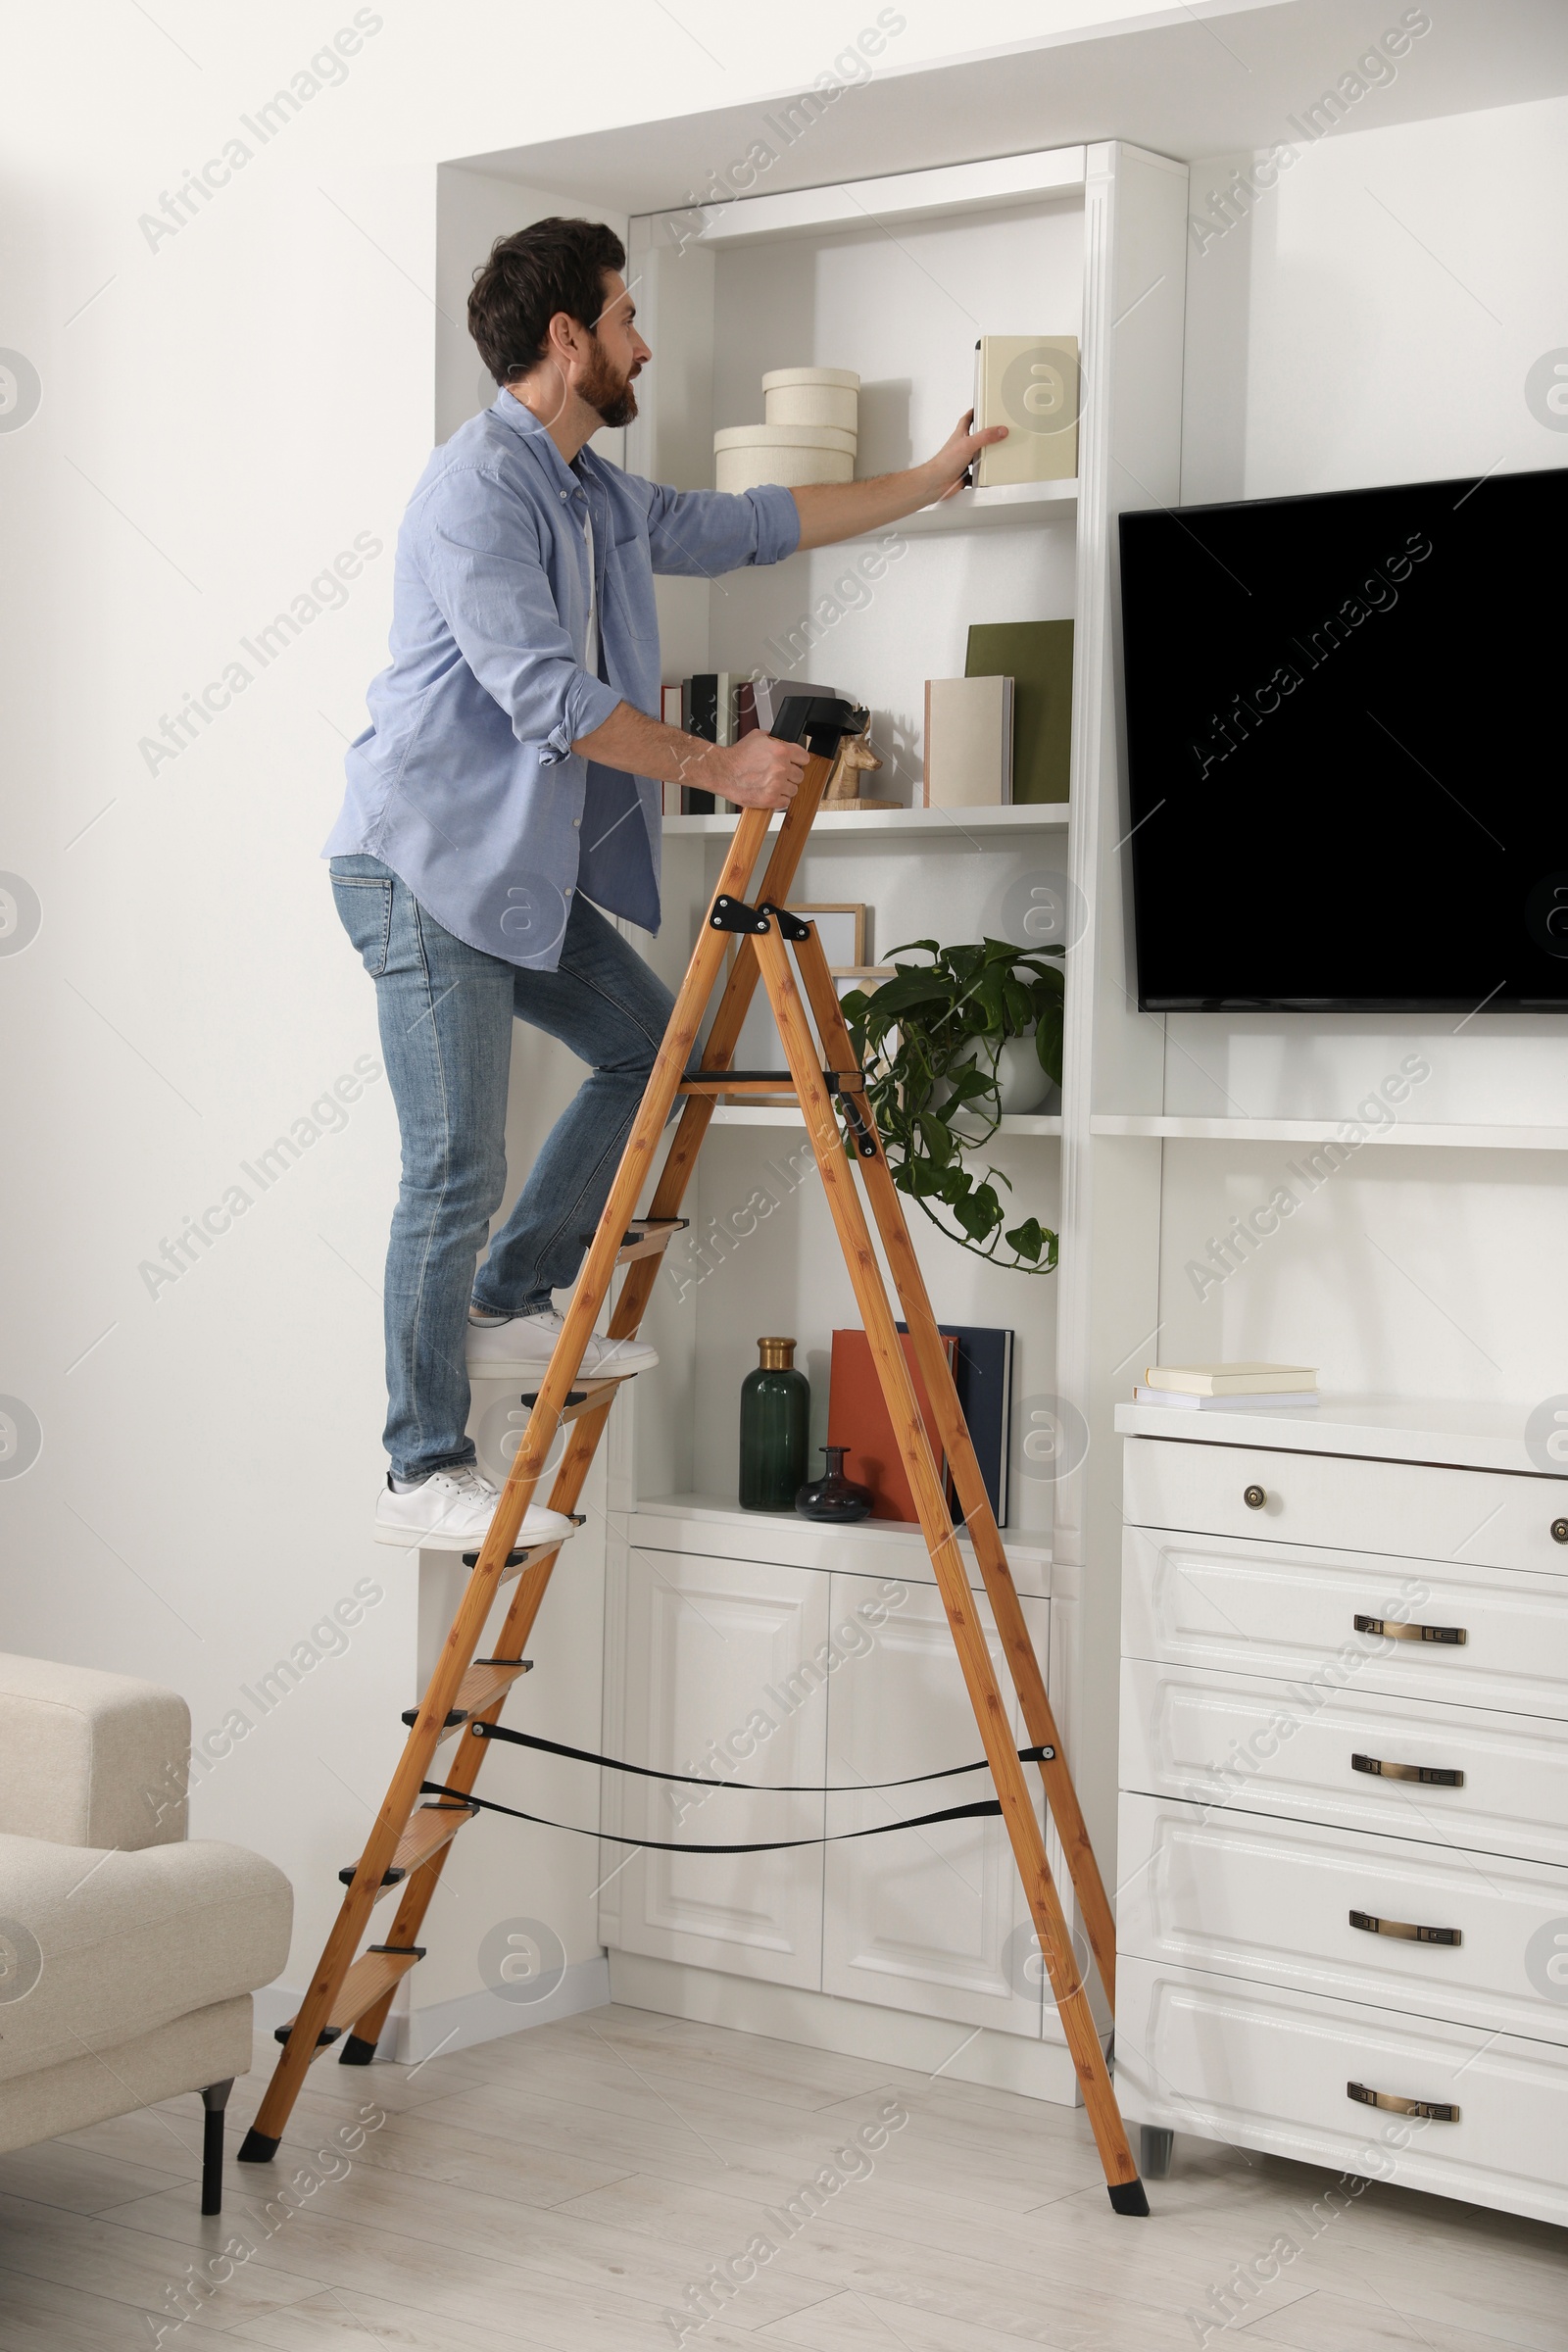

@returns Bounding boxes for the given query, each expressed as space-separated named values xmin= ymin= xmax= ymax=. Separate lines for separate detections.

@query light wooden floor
xmin=2 ymin=2003 xmax=1564 ymax=2349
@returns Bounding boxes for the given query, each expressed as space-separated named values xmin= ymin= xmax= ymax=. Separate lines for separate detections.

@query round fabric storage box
xmin=761 ymin=367 xmax=860 ymax=434
xmin=713 ymin=423 xmax=856 ymax=493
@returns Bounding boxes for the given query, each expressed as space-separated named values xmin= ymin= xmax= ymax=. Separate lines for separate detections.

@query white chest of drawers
xmin=1112 ymin=1396 xmax=1568 ymax=2227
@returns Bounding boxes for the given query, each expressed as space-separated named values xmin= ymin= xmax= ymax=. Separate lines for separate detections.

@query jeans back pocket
xmin=330 ymin=866 xmax=394 ymax=977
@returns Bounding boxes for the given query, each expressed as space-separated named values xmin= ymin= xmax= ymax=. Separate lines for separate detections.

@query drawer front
xmin=1120 ymin=1656 xmax=1568 ymax=1869
xmin=1124 ymin=1436 xmax=1568 ymax=1578
xmin=1115 ymin=1956 xmax=1568 ymax=2226
xmin=1117 ymin=1791 xmax=1568 ymax=2046
xmin=1123 ymin=1525 xmax=1568 ymax=1722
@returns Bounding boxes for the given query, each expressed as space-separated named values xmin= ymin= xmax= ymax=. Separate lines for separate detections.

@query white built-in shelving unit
xmin=438 ymin=123 xmax=1189 ymax=2103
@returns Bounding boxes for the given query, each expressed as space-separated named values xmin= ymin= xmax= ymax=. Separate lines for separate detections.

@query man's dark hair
xmin=468 ymin=218 xmax=627 ymax=386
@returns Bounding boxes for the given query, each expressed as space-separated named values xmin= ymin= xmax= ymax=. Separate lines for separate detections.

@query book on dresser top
xmin=1136 ymin=1361 xmax=1319 ymax=1409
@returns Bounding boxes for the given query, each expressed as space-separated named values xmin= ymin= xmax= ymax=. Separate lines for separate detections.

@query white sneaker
xmin=466 ymin=1307 xmax=658 ymax=1384
xmin=374 ymin=1465 xmax=576 ymax=1554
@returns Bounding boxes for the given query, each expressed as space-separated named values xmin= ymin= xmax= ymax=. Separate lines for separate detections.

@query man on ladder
xmin=322 ymin=214 xmax=1004 ymax=1553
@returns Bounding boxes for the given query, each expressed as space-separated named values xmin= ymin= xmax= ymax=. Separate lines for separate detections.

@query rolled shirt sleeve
xmin=420 ymin=464 xmax=622 ymax=761
xmin=643 ymin=479 xmax=802 ymax=577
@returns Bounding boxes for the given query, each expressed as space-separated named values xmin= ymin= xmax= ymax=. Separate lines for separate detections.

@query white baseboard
xmin=608 ymin=1952 xmax=1088 ymax=2106
xmin=250 ymin=1955 xmax=612 ymax=2065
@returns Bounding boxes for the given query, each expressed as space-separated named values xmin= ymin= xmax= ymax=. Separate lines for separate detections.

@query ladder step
xmin=514 ymin=1377 xmax=629 ymax=1424
xmin=679 ymin=1071 xmax=863 ymax=1096
xmin=274 ymin=1945 xmax=424 ymax=2055
xmin=575 ymin=1217 xmax=689 ymax=1265
xmin=401 ymin=1657 xmax=532 ymax=1738
xmin=338 ymin=1799 xmax=477 ymax=1892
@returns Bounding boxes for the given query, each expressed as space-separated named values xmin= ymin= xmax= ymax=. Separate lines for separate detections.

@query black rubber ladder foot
xmin=1107 ymin=2177 xmax=1151 ymax=2216
xmin=337 ymin=2033 xmax=379 ymax=2066
xmin=237 ymin=2127 xmax=280 ymax=2166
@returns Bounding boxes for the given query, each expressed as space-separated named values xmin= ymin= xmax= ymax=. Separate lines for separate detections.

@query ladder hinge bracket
xmin=756 ymin=900 xmax=811 ymax=942
xmin=709 ymin=895 xmax=769 ymax=936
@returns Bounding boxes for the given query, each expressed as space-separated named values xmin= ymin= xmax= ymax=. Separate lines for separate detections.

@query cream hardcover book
xmin=1144 ymin=1363 xmax=1318 ymax=1396
xmin=923 ymin=675 xmax=1013 ymax=808
xmin=973 ymin=335 xmax=1080 ymax=487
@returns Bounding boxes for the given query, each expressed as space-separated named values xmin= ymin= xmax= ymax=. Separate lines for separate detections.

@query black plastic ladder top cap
xmin=769 ymin=695 xmax=868 ymax=755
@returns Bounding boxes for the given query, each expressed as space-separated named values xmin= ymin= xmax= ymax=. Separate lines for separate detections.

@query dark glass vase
xmin=795 ymin=1445 xmax=873 ymax=1524
xmin=738 ymin=1339 xmax=810 ymax=1511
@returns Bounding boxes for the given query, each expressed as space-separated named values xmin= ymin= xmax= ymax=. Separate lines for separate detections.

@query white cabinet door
xmin=820 ymin=1576 xmax=1047 ymax=2035
xmin=599 ymin=1546 xmax=830 ymax=1986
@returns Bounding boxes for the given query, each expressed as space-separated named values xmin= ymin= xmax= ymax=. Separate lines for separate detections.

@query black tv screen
xmin=1118 ymin=466 xmax=1568 ymax=1012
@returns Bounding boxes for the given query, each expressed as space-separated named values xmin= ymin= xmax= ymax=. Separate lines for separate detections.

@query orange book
xmin=826 ymin=1327 xmax=956 ymax=1524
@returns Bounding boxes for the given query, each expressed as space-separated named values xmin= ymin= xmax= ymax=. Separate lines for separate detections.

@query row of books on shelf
xmin=659 ymin=673 xmax=789 ymax=815
xmin=661 ymin=618 xmax=1076 ymax=818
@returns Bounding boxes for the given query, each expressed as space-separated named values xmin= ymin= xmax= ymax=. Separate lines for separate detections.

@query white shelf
xmin=681 ymin=145 xmax=1086 ymax=250
xmin=1092 ymin=1114 xmax=1568 ymax=1152
xmin=710 ymin=1106 xmax=1061 ymax=1136
xmin=663 ymin=801 xmax=1070 ymax=839
xmin=626 ymin=1494 xmax=1054 ymax=1586
xmin=888 ymin=480 xmax=1077 ymax=538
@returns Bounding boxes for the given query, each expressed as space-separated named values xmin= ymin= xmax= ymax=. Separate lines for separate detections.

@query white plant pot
xmin=994 ymin=1034 xmax=1058 ymax=1115
xmin=928 ymin=1034 xmax=1057 ymax=1137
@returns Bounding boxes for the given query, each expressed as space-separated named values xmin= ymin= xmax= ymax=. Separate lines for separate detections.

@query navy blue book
xmin=897 ymin=1322 xmax=1013 ymax=1526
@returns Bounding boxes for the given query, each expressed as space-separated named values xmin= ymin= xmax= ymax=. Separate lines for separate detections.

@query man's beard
xmin=580 ymin=336 xmax=638 ymax=429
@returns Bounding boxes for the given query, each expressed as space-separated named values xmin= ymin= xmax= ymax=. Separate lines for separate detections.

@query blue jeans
xmin=330 ymin=856 xmax=675 ymax=1480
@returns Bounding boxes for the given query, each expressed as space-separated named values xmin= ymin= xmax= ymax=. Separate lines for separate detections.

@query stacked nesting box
xmin=713 ymin=368 xmax=859 ymax=491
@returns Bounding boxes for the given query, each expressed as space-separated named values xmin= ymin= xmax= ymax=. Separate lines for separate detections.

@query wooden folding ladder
xmin=240 ymin=702 xmax=1148 ymax=2214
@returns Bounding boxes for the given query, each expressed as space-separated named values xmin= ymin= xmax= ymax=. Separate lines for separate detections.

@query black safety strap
xmin=468 ymin=1719 xmax=1053 ymax=1790
xmin=422 ymin=1779 xmax=1004 ymax=1853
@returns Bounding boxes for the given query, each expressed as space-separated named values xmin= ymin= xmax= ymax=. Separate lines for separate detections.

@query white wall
xmin=1165 ymin=93 xmax=1568 ymax=1403
xmin=0 ymin=0 xmax=1136 ymax=2031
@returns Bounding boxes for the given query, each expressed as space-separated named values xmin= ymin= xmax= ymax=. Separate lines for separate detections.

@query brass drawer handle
xmin=1351 ymin=1752 xmax=1465 ymax=1788
xmin=1348 ymin=2081 xmax=1459 ymax=2123
xmin=1348 ymin=1909 xmax=1461 ymax=1946
xmin=1354 ymin=1613 xmax=1467 ymax=1646
xmin=1243 ymin=1484 xmax=1266 ymax=1510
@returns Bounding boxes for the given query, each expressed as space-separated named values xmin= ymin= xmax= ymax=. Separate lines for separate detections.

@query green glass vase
xmin=738 ymin=1338 xmax=810 ymax=1511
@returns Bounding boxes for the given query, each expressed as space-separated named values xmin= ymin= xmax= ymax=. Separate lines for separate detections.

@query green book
xmin=964 ymin=620 xmax=1074 ymax=804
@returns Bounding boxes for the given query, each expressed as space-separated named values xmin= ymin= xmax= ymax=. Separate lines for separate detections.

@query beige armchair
xmin=0 ymin=1651 xmax=292 ymax=2213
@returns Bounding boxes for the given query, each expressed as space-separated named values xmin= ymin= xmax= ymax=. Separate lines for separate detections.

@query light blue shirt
xmin=324 ymin=390 xmax=801 ymax=968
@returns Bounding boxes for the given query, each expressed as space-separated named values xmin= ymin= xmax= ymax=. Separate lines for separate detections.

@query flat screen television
xmin=1118 ymin=465 xmax=1567 ymax=1012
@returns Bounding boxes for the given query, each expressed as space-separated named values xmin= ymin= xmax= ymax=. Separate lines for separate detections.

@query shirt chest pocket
xmin=602 ymin=531 xmax=656 ymax=664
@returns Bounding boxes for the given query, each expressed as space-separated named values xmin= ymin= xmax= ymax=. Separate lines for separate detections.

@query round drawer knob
xmin=1244 ymin=1484 xmax=1267 ymax=1511
xmin=1552 ymin=1519 xmax=1568 ymax=1545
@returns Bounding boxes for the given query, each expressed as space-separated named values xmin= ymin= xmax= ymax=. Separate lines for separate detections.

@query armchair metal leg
xmin=200 ymin=2080 xmax=234 ymax=2215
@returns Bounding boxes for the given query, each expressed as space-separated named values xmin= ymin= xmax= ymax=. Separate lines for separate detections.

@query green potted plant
xmin=840 ymin=938 xmax=1064 ymax=1273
